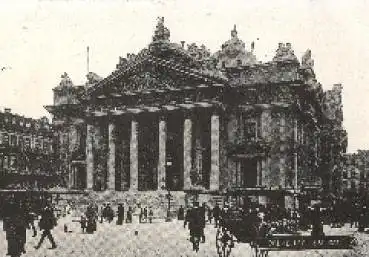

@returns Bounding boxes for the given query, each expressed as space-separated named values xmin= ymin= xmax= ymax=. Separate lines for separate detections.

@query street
xmin=0 ymin=214 xmax=366 ymax=257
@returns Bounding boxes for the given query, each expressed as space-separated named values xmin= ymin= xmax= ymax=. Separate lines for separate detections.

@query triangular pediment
xmin=84 ymin=17 xmax=228 ymax=99
xmin=87 ymin=51 xmax=227 ymax=99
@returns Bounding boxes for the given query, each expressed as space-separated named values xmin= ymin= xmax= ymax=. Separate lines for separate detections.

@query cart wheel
xmin=216 ymin=227 xmax=233 ymax=257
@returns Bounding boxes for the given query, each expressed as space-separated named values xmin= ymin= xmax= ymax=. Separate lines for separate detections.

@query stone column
xmin=130 ymin=119 xmax=138 ymax=191
xmin=183 ymin=116 xmax=192 ymax=190
xmin=107 ymin=122 xmax=116 ymax=190
xmin=280 ymin=112 xmax=287 ymax=187
xmin=86 ymin=124 xmax=94 ymax=190
xmin=293 ymin=118 xmax=298 ymax=189
xmin=68 ymin=166 xmax=74 ymax=189
xmin=157 ymin=117 xmax=167 ymax=190
xmin=210 ymin=113 xmax=220 ymax=191
xmin=260 ymin=109 xmax=272 ymax=187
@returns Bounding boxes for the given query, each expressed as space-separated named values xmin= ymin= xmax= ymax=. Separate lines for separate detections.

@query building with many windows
xmin=0 ymin=108 xmax=55 ymax=189
xmin=45 ymin=18 xmax=346 ymax=206
xmin=342 ymin=150 xmax=369 ymax=193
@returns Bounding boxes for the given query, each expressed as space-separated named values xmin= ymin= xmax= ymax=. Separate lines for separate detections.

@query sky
xmin=0 ymin=0 xmax=368 ymax=153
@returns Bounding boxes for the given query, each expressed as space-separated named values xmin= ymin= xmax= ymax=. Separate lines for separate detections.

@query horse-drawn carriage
xmin=215 ymin=187 xmax=358 ymax=257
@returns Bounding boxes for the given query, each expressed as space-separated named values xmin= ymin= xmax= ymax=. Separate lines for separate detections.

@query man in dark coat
xmin=34 ymin=205 xmax=57 ymax=249
xmin=4 ymin=195 xmax=27 ymax=257
xmin=117 ymin=204 xmax=125 ymax=225
xmin=178 ymin=205 xmax=185 ymax=220
xmin=24 ymin=200 xmax=37 ymax=237
xmin=188 ymin=202 xmax=204 ymax=251
xmin=200 ymin=203 xmax=206 ymax=243
xmin=85 ymin=204 xmax=97 ymax=233
xmin=213 ymin=203 xmax=221 ymax=228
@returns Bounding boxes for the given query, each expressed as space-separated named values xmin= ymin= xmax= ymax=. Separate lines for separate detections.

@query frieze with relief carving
xmin=119 ymin=70 xmax=179 ymax=92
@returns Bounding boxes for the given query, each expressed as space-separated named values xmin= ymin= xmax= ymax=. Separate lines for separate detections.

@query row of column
xmin=85 ymin=112 xmax=220 ymax=191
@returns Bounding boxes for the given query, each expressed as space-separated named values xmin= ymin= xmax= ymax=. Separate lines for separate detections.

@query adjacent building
xmin=0 ymin=108 xmax=55 ymax=189
xmin=342 ymin=150 xmax=369 ymax=193
xmin=45 ymin=18 xmax=346 ymax=206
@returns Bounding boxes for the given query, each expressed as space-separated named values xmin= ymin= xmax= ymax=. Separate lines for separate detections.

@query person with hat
xmin=117 ymin=204 xmax=125 ymax=225
xmin=212 ymin=203 xmax=221 ymax=228
xmin=187 ymin=201 xmax=202 ymax=252
xmin=34 ymin=204 xmax=57 ymax=250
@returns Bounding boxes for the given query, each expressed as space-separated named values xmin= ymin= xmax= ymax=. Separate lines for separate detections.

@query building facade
xmin=342 ymin=150 xmax=369 ymax=193
xmin=45 ymin=18 xmax=345 ymax=204
xmin=0 ymin=108 xmax=55 ymax=189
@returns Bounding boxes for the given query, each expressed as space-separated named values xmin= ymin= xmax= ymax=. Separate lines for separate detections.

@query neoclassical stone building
xmin=45 ymin=18 xmax=346 ymax=204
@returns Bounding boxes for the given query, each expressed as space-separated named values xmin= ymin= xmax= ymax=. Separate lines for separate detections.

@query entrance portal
xmin=240 ymin=159 xmax=258 ymax=188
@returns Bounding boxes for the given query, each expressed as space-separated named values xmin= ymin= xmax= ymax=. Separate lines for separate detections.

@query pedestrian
xmin=100 ymin=203 xmax=106 ymax=223
xmin=117 ymin=204 xmax=124 ymax=225
xmin=34 ymin=204 xmax=57 ymax=250
xmin=24 ymin=200 xmax=37 ymax=237
xmin=80 ymin=215 xmax=87 ymax=233
xmin=105 ymin=203 xmax=114 ymax=223
xmin=5 ymin=195 xmax=27 ymax=257
xmin=177 ymin=205 xmax=184 ymax=220
xmin=213 ymin=203 xmax=221 ymax=228
xmin=187 ymin=202 xmax=203 ymax=252
xmin=148 ymin=207 xmax=153 ymax=224
xmin=85 ymin=203 xmax=97 ymax=233
xmin=139 ymin=207 xmax=144 ymax=223
xmin=184 ymin=207 xmax=190 ymax=229
xmin=126 ymin=207 xmax=133 ymax=223
xmin=200 ymin=203 xmax=206 ymax=243
xmin=207 ymin=206 xmax=212 ymax=224
xmin=144 ymin=207 xmax=148 ymax=223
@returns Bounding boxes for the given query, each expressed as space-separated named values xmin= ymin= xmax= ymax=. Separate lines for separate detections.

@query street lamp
xmin=161 ymin=185 xmax=172 ymax=222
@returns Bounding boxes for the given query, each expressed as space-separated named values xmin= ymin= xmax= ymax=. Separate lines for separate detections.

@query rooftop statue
xmin=221 ymin=25 xmax=246 ymax=58
xmin=59 ymin=72 xmax=73 ymax=87
xmin=152 ymin=16 xmax=170 ymax=42
xmin=273 ymin=42 xmax=298 ymax=62
xmin=86 ymin=72 xmax=103 ymax=84
xmin=301 ymin=49 xmax=314 ymax=69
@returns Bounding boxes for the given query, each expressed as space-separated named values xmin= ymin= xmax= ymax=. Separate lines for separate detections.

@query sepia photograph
xmin=0 ymin=0 xmax=368 ymax=256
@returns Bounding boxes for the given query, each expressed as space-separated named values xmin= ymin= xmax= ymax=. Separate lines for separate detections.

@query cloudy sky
xmin=0 ymin=0 xmax=367 ymax=153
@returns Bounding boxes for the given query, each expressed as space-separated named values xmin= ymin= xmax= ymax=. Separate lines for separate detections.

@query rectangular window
xmin=3 ymin=156 xmax=8 ymax=170
xmin=244 ymin=121 xmax=257 ymax=141
xmin=3 ymin=133 xmax=9 ymax=146
xmin=25 ymin=137 xmax=31 ymax=148
xmin=351 ymin=181 xmax=356 ymax=189
xmin=10 ymin=135 xmax=16 ymax=146
xmin=9 ymin=156 xmax=16 ymax=171
xmin=343 ymin=170 xmax=348 ymax=179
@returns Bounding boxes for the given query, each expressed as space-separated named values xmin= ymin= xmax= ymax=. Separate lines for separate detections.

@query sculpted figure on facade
xmin=214 ymin=25 xmax=257 ymax=68
xmin=59 ymin=72 xmax=73 ymax=87
xmin=301 ymin=49 xmax=314 ymax=69
xmin=86 ymin=72 xmax=103 ymax=85
xmin=152 ymin=16 xmax=170 ymax=42
xmin=272 ymin=42 xmax=298 ymax=62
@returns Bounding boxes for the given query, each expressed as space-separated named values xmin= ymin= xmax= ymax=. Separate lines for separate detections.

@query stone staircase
xmin=65 ymin=190 xmax=187 ymax=218
xmin=62 ymin=190 xmax=242 ymax=218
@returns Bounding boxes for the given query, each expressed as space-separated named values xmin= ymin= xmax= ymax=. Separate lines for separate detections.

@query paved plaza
xmin=0 ymin=213 xmax=366 ymax=257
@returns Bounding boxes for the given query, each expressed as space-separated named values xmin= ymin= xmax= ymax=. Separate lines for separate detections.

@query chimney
xmin=181 ymin=41 xmax=185 ymax=48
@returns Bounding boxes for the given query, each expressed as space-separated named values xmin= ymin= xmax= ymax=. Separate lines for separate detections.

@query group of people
xmin=2 ymin=194 xmax=58 ymax=257
xmin=78 ymin=202 xmax=156 ymax=234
